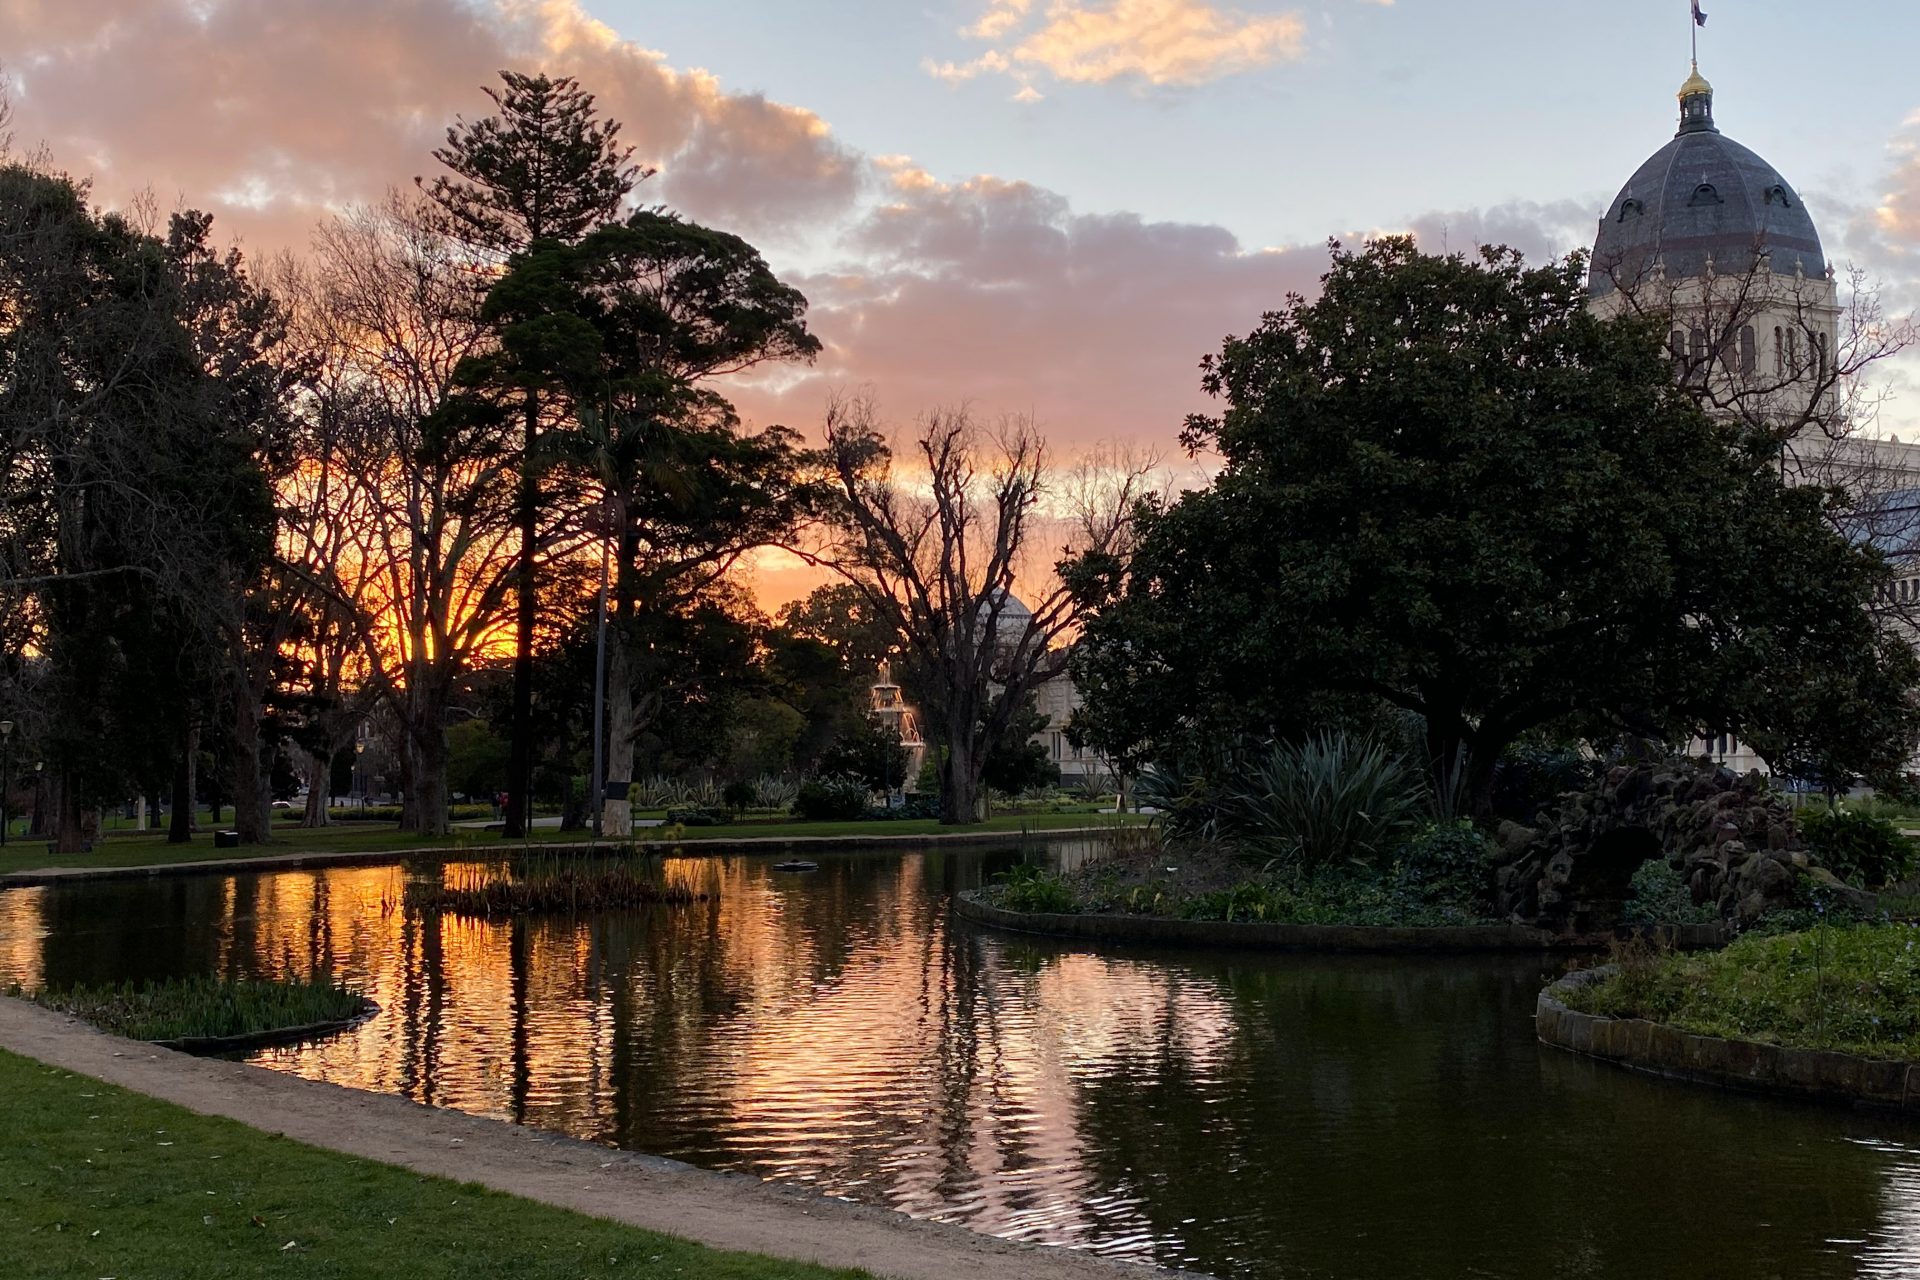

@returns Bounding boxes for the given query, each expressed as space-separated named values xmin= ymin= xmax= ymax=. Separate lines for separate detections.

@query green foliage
xmin=982 ymin=694 xmax=1061 ymax=798
xmin=1180 ymin=867 xmax=1492 ymax=928
xmin=1224 ymin=733 xmax=1422 ymax=872
xmin=994 ymin=862 xmax=1078 ymax=913
xmin=1565 ymin=923 xmax=1920 ymax=1059
xmin=1621 ymin=859 xmax=1719 ymax=925
xmin=1070 ymin=236 xmax=1919 ymax=811
xmin=1798 ymin=806 xmax=1914 ymax=889
xmin=792 ymin=776 xmax=870 ymax=822
xmin=1393 ymin=821 xmax=1497 ymax=912
xmin=818 ymin=719 xmax=912 ymax=793
xmin=721 ymin=779 xmax=757 ymax=813
xmin=18 ymin=975 xmax=363 ymax=1043
xmin=447 ymin=718 xmax=510 ymax=801
xmin=1487 ymin=744 xmax=1598 ymax=823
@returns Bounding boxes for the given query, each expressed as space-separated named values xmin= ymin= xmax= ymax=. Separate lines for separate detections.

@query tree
xmin=1073 ymin=238 xmax=1920 ymax=813
xmin=287 ymin=195 xmax=520 ymax=836
xmin=818 ymin=718 xmax=911 ymax=795
xmin=421 ymin=70 xmax=644 ymax=839
xmin=981 ymin=694 xmax=1059 ymax=799
xmin=0 ymin=165 xmax=278 ymax=851
xmin=473 ymin=209 xmax=819 ymax=835
xmin=819 ymin=401 xmax=1149 ymax=824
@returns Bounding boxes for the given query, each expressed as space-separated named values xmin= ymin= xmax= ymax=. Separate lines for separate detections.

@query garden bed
xmin=12 ymin=975 xmax=375 ymax=1054
xmin=1539 ymin=925 xmax=1920 ymax=1109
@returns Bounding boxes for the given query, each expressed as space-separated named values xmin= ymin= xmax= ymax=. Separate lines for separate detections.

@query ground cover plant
xmin=14 ymin=975 xmax=365 ymax=1043
xmin=0 ymin=1050 xmax=870 ymax=1280
xmin=1563 ymin=923 xmax=1920 ymax=1060
xmin=1798 ymin=806 xmax=1915 ymax=889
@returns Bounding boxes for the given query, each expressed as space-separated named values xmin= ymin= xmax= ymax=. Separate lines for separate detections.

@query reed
xmin=406 ymin=854 xmax=708 ymax=917
xmin=13 ymin=974 xmax=365 ymax=1042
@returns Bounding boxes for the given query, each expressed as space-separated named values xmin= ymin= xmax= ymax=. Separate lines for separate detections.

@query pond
xmin=3 ymin=840 xmax=1919 ymax=1279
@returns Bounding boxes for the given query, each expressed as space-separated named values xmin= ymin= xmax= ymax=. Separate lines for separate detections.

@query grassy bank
xmin=16 ymin=976 xmax=365 ymax=1043
xmin=1564 ymin=923 xmax=1920 ymax=1061
xmin=0 ymin=1048 xmax=868 ymax=1279
xmin=0 ymin=811 xmax=1142 ymax=878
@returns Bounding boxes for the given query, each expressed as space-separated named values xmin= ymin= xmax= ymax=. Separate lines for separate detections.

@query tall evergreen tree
xmin=420 ymin=71 xmax=643 ymax=837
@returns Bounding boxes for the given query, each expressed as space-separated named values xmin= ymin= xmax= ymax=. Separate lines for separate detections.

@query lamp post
xmin=354 ymin=740 xmax=367 ymax=815
xmin=0 ymin=720 xmax=11 ymax=847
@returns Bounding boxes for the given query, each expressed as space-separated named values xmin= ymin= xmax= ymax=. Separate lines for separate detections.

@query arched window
xmin=1774 ymin=326 xmax=1785 ymax=374
xmin=1739 ymin=325 xmax=1756 ymax=374
xmin=1617 ymin=198 xmax=1644 ymax=222
xmin=1788 ymin=329 xmax=1801 ymax=373
xmin=1814 ymin=332 xmax=1829 ymax=379
xmin=1689 ymin=183 xmax=1723 ymax=206
xmin=1670 ymin=329 xmax=1687 ymax=365
xmin=1763 ymin=184 xmax=1793 ymax=207
xmin=1690 ymin=328 xmax=1708 ymax=368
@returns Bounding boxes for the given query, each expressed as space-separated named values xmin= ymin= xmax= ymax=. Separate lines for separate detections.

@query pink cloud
xmin=0 ymin=0 xmax=859 ymax=251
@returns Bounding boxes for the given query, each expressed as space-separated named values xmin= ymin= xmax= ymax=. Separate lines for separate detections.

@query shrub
xmin=1799 ymin=806 xmax=1914 ymax=889
xmin=1226 ymin=732 xmax=1422 ymax=872
xmin=1621 ymin=858 xmax=1717 ymax=925
xmin=792 ymin=777 xmax=870 ymax=822
xmin=1486 ymin=744 xmax=1597 ymax=823
xmin=721 ymin=780 xmax=756 ymax=813
xmin=1393 ymin=821 xmax=1496 ymax=913
xmin=995 ymin=862 xmax=1077 ymax=913
xmin=666 ymin=807 xmax=730 ymax=827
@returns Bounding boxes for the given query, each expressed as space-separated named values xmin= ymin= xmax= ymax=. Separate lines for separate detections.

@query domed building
xmin=1588 ymin=62 xmax=1840 ymax=436
xmin=1588 ymin=61 xmax=1920 ymax=782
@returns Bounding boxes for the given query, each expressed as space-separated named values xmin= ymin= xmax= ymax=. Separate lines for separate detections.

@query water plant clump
xmin=1564 ymin=922 xmax=1920 ymax=1060
xmin=12 ymin=974 xmax=366 ymax=1043
xmin=407 ymin=855 xmax=709 ymax=917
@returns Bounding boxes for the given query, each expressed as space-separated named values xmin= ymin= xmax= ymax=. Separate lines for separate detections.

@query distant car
xmin=271 ymin=799 xmax=294 ymax=810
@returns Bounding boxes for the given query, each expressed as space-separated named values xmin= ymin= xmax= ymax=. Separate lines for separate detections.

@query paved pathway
xmin=0 ymin=999 xmax=1198 ymax=1280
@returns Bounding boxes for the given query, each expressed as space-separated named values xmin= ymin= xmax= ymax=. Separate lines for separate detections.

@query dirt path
xmin=0 ymin=999 xmax=1200 ymax=1280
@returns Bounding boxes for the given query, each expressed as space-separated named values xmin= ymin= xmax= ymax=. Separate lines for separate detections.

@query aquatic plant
xmin=14 ymin=974 xmax=366 ymax=1043
xmin=994 ymin=862 xmax=1078 ymax=913
xmin=407 ymin=855 xmax=708 ymax=917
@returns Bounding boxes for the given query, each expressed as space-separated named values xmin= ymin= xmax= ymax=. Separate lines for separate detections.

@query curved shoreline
xmin=150 ymin=997 xmax=381 ymax=1055
xmin=952 ymin=889 xmax=1728 ymax=953
xmin=0 ymin=826 xmax=1118 ymax=890
xmin=0 ymin=996 xmax=1203 ymax=1280
xmin=1536 ymin=968 xmax=1920 ymax=1112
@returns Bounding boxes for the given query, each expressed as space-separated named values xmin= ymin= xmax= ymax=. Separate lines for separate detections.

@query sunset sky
xmin=4 ymin=0 xmax=1919 ymax=602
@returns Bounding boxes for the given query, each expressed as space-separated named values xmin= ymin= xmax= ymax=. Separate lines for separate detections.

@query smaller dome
xmin=1678 ymin=63 xmax=1712 ymax=102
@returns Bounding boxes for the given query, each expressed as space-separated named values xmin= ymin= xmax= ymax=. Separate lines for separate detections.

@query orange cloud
xmin=930 ymin=0 xmax=1308 ymax=95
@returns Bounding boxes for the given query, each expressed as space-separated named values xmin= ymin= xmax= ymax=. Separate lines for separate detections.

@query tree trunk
xmin=601 ymin=639 xmax=634 ymax=838
xmin=53 ymin=771 xmax=87 ymax=855
xmin=229 ymin=696 xmax=271 ymax=844
xmin=301 ymin=751 xmax=331 ymax=828
xmin=941 ymin=729 xmax=983 ymax=825
xmin=505 ymin=391 xmax=539 ymax=839
xmin=169 ymin=724 xmax=196 ymax=843
xmin=409 ymin=684 xmax=451 ymax=837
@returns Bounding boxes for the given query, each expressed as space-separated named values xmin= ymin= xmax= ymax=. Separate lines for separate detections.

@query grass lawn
xmin=0 ymin=1048 xmax=869 ymax=1279
xmin=1565 ymin=923 xmax=1920 ymax=1060
xmin=0 ymin=811 xmax=1146 ymax=878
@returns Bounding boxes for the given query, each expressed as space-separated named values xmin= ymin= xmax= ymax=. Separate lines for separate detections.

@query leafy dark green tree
xmin=467 ymin=209 xmax=819 ymax=834
xmin=421 ymin=70 xmax=644 ymax=838
xmin=981 ymin=694 xmax=1059 ymax=799
xmin=819 ymin=719 xmax=911 ymax=794
xmin=1073 ymin=238 xmax=1918 ymax=813
xmin=0 ymin=167 xmax=276 ymax=851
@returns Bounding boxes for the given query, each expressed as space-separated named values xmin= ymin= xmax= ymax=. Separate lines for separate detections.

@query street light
xmin=0 ymin=720 xmax=13 ymax=848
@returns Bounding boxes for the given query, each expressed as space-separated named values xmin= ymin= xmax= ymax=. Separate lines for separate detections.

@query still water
xmin=4 ymin=842 xmax=1920 ymax=1279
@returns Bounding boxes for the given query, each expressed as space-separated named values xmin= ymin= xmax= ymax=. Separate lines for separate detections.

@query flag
xmin=1693 ymin=1 xmax=1708 ymax=26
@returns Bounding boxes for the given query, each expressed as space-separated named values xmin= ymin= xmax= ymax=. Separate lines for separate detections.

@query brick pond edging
xmin=1536 ymin=968 xmax=1920 ymax=1112
xmin=952 ymin=889 xmax=1727 ymax=953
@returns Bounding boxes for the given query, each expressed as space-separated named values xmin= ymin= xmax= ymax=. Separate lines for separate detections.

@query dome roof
xmin=1589 ymin=71 xmax=1825 ymax=298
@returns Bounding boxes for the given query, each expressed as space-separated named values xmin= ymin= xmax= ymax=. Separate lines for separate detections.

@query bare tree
xmin=288 ymin=194 xmax=528 ymax=836
xmin=818 ymin=398 xmax=1151 ymax=823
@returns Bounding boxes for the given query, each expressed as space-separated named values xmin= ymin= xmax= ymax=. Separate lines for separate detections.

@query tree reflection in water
xmin=4 ymin=844 xmax=1920 ymax=1279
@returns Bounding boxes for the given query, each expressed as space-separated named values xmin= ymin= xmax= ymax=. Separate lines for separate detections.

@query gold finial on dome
xmin=1676 ymin=60 xmax=1717 ymax=134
